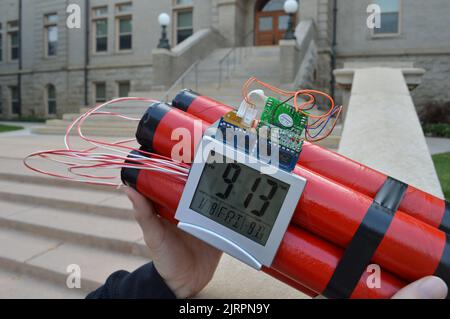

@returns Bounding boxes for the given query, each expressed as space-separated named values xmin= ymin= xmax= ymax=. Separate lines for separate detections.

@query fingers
xmin=392 ymin=276 xmax=448 ymax=299
xmin=124 ymin=187 xmax=166 ymax=250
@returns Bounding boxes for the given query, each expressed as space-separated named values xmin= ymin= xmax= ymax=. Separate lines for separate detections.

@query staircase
xmin=135 ymin=46 xmax=285 ymax=107
xmin=32 ymin=45 xmax=340 ymax=148
xmin=31 ymin=100 xmax=151 ymax=137
xmin=0 ymin=135 xmax=148 ymax=298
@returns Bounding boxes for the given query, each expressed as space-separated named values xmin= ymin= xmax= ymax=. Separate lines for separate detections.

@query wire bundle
xmin=24 ymin=97 xmax=189 ymax=187
xmin=242 ymin=77 xmax=343 ymax=142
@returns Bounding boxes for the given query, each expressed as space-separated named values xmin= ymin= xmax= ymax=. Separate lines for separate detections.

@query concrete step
xmin=0 ymin=268 xmax=85 ymax=298
xmin=0 ymin=200 xmax=147 ymax=257
xmin=62 ymin=113 xmax=143 ymax=122
xmin=0 ymin=227 xmax=148 ymax=294
xmin=0 ymin=180 xmax=133 ymax=220
xmin=31 ymin=125 xmax=137 ymax=137
xmin=45 ymin=119 xmax=139 ymax=129
xmin=0 ymin=156 xmax=122 ymax=193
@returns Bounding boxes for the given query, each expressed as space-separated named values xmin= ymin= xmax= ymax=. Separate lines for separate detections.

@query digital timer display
xmin=189 ymin=153 xmax=290 ymax=246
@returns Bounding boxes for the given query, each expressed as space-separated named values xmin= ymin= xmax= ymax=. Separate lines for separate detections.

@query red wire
xmin=24 ymin=97 xmax=189 ymax=187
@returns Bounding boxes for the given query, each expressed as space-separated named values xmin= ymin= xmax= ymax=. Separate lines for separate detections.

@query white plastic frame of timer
xmin=175 ymin=135 xmax=307 ymax=269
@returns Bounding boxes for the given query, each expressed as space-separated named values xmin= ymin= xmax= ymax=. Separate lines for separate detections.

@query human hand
xmin=391 ymin=276 xmax=448 ymax=299
xmin=125 ymin=187 xmax=222 ymax=299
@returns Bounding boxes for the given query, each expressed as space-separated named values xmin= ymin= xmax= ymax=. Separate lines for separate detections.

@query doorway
xmin=254 ymin=0 xmax=294 ymax=46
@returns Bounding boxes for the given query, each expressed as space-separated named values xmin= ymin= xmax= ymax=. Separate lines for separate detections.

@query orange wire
xmin=241 ymin=77 xmax=335 ymax=119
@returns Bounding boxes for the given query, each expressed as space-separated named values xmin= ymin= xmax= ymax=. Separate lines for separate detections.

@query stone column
xmin=151 ymin=48 xmax=175 ymax=89
xmin=279 ymin=40 xmax=300 ymax=83
xmin=216 ymin=0 xmax=240 ymax=46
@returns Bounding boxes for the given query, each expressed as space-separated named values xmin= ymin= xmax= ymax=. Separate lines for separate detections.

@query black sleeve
xmin=86 ymin=262 xmax=177 ymax=299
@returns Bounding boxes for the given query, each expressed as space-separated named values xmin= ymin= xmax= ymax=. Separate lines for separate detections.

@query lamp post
xmin=157 ymin=13 xmax=171 ymax=50
xmin=284 ymin=0 xmax=298 ymax=40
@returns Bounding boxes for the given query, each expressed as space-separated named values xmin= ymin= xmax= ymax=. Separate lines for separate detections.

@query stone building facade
xmin=0 ymin=0 xmax=449 ymax=119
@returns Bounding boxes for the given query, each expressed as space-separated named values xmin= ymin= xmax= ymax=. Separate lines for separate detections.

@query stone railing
xmin=151 ymin=29 xmax=225 ymax=89
xmin=335 ymin=65 xmax=443 ymax=198
xmin=279 ymin=19 xmax=317 ymax=87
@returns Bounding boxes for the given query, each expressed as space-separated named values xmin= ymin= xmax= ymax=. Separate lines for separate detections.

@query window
xmin=0 ymin=23 xmax=3 ymax=62
xmin=261 ymin=0 xmax=285 ymax=12
xmin=116 ymin=3 xmax=132 ymax=51
xmin=47 ymin=85 xmax=57 ymax=115
xmin=94 ymin=82 xmax=107 ymax=103
xmin=116 ymin=2 xmax=132 ymax=13
xmin=373 ymin=0 xmax=401 ymax=35
xmin=173 ymin=1 xmax=193 ymax=44
xmin=176 ymin=0 xmax=192 ymax=5
xmin=117 ymin=81 xmax=130 ymax=97
xmin=176 ymin=11 xmax=193 ymax=44
xmin=44 ymin=14 xmax=59 ymax=57
xmin=8 ymin=21 xmax=19 ymax=61
xmin=10 ymin=86 xmax=20 ymax=115
xmin=92 ymin=6 xmax=108 ymax=53
xmin=117 ymin=16 xmax=132 ymax=50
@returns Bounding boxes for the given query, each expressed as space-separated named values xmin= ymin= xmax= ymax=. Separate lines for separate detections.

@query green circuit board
xmin=257 ymin=97 xmax=308 ymax=153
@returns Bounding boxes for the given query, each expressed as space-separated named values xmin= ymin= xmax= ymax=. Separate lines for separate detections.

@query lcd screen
xmin=190 ymin=152 xmax=290 ymax=246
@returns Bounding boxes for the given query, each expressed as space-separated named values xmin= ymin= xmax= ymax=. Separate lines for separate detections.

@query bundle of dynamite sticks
xmin=121 ymin=89 xmax=450 ymax=299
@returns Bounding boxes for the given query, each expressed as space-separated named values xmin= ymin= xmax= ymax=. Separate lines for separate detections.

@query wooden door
xmin=255 ymin=11 xmax=294 ymax=46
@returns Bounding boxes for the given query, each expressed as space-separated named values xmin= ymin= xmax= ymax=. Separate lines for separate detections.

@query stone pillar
xmin=337 ymin=66 xmax=443 ymax=198
xmin=216 ymin=0 xmax=240 ymax=46
xmin=279 ymin=40 xmax=300 ymax=83
xmin=151 ymin=48 xmax=175 ymax=89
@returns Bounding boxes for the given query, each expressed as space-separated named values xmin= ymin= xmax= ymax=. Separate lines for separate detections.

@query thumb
xmin=392 ymin=276 xmax=448 ymax=299
xmin=124 ymin=187 xmax=166 ymax=250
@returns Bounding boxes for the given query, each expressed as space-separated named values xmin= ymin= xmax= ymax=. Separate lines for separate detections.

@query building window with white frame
xmin=44 ymin=13 xmax=58 ymax=57
xmin=94 ymin=82 xmax=107 ymax=104
xmin=10 ymin=86 xmax=20 ymax=115
xmin=92 ymin=6 xmax=108 ymax=53
xmin=373 ymin=0 xmax=401 ymax=35
xmin=173 ymin=0 xmax=194 ymax=44
xmin=47 ymin=84 xmax=57 ymax=115
xmin=116 ymin=3 xmax=132 ymax=51
xmin=117 ymin=81 xmax=130 ymax=97
xmin=8 ymin=21 xmax=19 ymax=61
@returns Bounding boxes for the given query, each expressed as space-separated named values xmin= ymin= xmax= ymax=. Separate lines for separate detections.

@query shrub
xmin=419 ymin=101 xmax=450 ymax=125
xmin=423 ymin=123 xmax=450 ymax=138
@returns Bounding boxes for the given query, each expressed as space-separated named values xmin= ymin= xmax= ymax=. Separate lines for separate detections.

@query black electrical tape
xmin=172 ymin=89 xmax=200 ymax=112
xmin=135 ymin=102 xmax=171 ymax=150
xmin=322 ymin=177 xmax=407 ymax=299
xmin=439 ymin=201 xmax=450 ymax=234
xmin=121 ymin=150 xmax=145 ymax=189
xmin=434 ymin=233 xmax=450 ymax=298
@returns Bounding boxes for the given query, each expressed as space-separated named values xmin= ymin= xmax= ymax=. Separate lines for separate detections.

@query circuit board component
xmin=218 ymin=96 xmax=308 ymax=172
xmin=257 ymin=97 xmax=308 ymax=153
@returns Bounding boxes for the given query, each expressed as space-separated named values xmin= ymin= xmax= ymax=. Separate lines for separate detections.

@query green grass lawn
xmin=432 ymin=152 xmax=450 ymax=200
xmin=0 ymin=124 xmax=24 ymax=133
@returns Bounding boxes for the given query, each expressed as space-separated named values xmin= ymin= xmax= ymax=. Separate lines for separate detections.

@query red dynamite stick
xmin=122 ymin=165 xmax=405 ymax=298
xmin=172 ymin=89 xmax=450 ymax=233
xmin=134 ymin=103 xmax=450 ymax=287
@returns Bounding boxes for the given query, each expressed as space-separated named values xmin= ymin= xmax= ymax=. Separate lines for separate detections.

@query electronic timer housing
xmin=175 ymin=135 xmax=306 ymax=269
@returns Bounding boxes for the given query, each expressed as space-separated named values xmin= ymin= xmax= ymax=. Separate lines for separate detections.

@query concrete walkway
xmin=0 ymin=121 xmax=44 ymax=138
xmin=426 ymin=137 xmax=450 ymax=155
